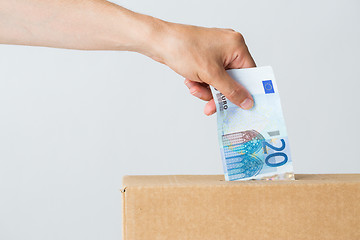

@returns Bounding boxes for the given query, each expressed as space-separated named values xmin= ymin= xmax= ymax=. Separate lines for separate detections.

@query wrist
xmin=129 ymin=14 xmax=171 ymax=62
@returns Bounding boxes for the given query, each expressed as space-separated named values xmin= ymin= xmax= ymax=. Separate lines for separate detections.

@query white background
xmin=1 ymin=0 xmax=359 ymax=239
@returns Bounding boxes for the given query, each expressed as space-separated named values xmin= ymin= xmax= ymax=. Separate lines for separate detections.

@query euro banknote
xmin=210 ymin=66 xmax=294 ymax=181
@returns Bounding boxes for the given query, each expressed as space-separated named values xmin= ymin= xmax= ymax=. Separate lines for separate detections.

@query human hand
xmin=148 ymin=22 xmax=256 ymax=115
xmin=0 ymin=1 xmax=255 ymax=116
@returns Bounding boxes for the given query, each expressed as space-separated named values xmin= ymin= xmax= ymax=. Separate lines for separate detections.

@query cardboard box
xmin=121 ymin=174 xmax=360 ymax=240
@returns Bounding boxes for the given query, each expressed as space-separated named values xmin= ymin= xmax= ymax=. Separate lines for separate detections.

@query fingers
xmin=227 ymin=47 xmax=256 ymax=70
xmin=184 ymin=66 xmax=254 ymax=115
xmin=241 ymin=46 xmax=256 ymax=69
xmin=225 ymin=33 xmax=256 ymax=70
xmin=184 ymin=79 xmax=216 ymax=116
xmin=204 ymin=34 xmax=254 ymax=110
xmin=208 ymin=68 xmax=254 ymax=110
xmin=204 ymin=99 xmax=216 ymax=116
xmin=184 ymin=79 xmax=213 ymax=101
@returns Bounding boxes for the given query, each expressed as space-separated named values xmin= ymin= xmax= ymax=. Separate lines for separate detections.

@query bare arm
xmin=0 ymin=0 xmax=256 ymax=115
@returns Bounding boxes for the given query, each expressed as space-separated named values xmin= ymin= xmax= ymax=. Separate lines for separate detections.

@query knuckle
xmin=232 ymin=32 xmax=245 ymax=43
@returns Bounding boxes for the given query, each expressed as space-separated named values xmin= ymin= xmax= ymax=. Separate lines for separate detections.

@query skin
xmin=0 ymin=0 xmax=256 ymax=115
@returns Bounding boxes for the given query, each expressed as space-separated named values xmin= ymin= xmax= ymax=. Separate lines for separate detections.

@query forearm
xmin=0 ymin=0 xmax=164 ymax=56
xmin=0 ymin=0 xmax=256 ymax=114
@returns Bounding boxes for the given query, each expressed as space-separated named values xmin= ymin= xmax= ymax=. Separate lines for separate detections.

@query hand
xmin=0 ymin=0 xmax=255 ymax=116
xmin=149 ymin=23 xmax=256 ymax=115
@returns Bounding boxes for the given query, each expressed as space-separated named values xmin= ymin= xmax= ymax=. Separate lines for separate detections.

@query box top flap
xmin=122 ymin=174 xmax=360 ymax=189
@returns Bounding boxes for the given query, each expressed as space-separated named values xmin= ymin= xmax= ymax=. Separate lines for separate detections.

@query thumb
xmin=209 ymin=68 xmax=254 ymax=110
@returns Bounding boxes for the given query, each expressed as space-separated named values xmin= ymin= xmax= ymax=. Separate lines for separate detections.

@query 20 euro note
xmin=210 ymin=66 xmax=294 ymax=181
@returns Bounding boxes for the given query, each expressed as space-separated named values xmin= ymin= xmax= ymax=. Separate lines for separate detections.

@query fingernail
xmin=240 ymin=98 xmax=253 ymax=110
xmin=190 ymin=89 xmax=202 ymax=98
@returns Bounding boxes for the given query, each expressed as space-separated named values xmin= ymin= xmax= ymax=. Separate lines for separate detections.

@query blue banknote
xmin=211 ymin=66 xmax=294 ymax=181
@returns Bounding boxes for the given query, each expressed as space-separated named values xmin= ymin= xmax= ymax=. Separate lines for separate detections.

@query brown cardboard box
xmin=121 ymin=174 xmax=360 ymax=240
